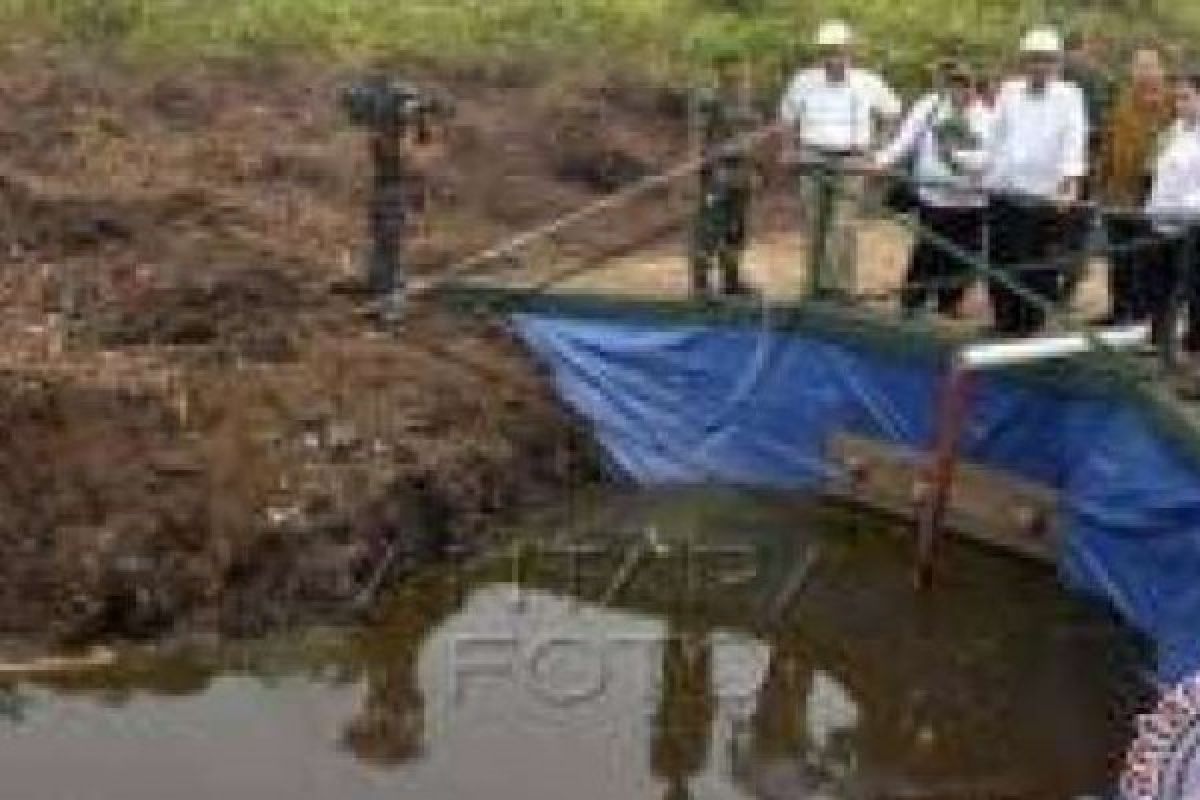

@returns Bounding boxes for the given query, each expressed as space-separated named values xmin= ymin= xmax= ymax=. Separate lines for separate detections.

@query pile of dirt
xmin=0 ymin=313 xmax=595 ymax=647
xmin=0 ymin=46 xmax=706 ymax=649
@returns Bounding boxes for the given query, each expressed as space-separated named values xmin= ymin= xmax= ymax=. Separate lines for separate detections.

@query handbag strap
xmin=895 ymin=94 xmax=941 ymax=176
xmin=912 ymin=93 xmax=943 ymax=159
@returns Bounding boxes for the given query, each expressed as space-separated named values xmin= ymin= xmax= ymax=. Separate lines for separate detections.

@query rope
xmin=402 ymin=85 xmax=1200 ymax=298
xmin=869 ymin=163 xmax=1177 ymax=276
xmin=407 ymin=119 xmax=1187 ymax=391
xmin=409 ymin=117 xmax=1196 ymax=304
xmin=806 ymin=167 xmax=1154 ymax=381
xmin=408 ymin=121 xmax=787 ymax=297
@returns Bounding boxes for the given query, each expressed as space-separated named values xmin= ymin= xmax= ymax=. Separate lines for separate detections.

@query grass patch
xmin=0 ymin=0 xmax=1196 ymax=85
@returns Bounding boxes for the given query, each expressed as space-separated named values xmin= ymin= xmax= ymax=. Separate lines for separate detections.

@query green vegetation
xmin=1 ymin=0 xmax=1197 ymax=85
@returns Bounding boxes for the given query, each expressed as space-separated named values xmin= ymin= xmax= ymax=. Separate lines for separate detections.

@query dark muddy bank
xmin=0 ymin=46 xmax=726 ymax=651
xmin=0 ymin=314 xmax=597 ymax=650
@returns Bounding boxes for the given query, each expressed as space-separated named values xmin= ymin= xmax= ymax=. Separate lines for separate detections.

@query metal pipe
xmin=955 ymin=325 xmax=1149 ymax=371
xmin=915 ymin=324 xmax=1151 ymax=588
xmin=915 ymin=366 xmax=972 ymax=589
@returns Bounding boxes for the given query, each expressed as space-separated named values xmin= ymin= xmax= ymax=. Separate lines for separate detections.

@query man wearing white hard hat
xmin=779 ymin=20 xmax=901 ymax=295
xmin=983 ymin=27 xmax=1088 ymax=335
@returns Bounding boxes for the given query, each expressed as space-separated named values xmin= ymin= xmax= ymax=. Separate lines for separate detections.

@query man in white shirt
xmin=983 ymin=27 xmax=1088 ymax=335
xmin=1144 ymin=71 xmax=1200 ymax=362
xmin=779 ymin=20 xmax=901 ymax=295
xmin=874 ymin=59 xmax=992 ymax=316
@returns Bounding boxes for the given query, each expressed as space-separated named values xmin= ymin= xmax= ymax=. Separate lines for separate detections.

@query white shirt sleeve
xmin=868 ymin=72 xmax=903 ymax=119
xmin=970 ymin=104 xmax=996 ymax=150
xmin=982 ymin=84 xmax=1016 ymax=177
xmin=779 ymin=71 xmax=808 ymax=127
xmin=1181 ymin=141 xmax=1200 ymax=214
xmin=1144 ymin=125 xmax=1200 ymax=226
xmin=1062 ymin=84 xmax=1088 ymax=180
xmin=875 ymin=93 xmax=935 ymax=168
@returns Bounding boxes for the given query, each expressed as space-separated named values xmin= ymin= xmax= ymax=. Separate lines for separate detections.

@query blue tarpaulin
xmin=513 ymin=311 xmax=1200 ymax=685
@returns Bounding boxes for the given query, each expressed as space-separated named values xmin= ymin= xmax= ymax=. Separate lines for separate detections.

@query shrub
xmin=0 ymin=0 xmax=1194 ymax=86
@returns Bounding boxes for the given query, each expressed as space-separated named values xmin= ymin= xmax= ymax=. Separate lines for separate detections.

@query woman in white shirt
xmin=1144 ymin=71 xmax=1200 ymax=360
xmin=875 ymin=60 xmax=992 ymax=316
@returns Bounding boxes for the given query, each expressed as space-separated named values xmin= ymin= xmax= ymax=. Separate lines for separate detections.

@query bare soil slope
xmin=0 ymin=46 xmax=700 ymax=650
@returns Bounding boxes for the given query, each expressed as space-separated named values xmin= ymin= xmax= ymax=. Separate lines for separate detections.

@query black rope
xmin=808 ymin=161 xmax=1178 ymax=275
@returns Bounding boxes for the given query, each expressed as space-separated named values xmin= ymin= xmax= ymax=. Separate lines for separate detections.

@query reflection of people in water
xmin=745 ymin=633 xmax=810 ymax=761
xmin=341 ymin=657 xmax=426 ymax=766
xmin=735 ymin=600 xmax=1146 ymax=798
xmin=736 ymin=632 xmax=842 ymax=796
xmin=341 ymin=580 xmax=461 ymax=767
xmin=742 ymin=624 xmax=999 ymax=796
xmin=650 ymin=621 xmax=715 ymax=800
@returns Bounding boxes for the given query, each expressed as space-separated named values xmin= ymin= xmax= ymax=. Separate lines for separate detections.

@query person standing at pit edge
xmin=1142 ymin=70 xmax=1200 ymax=366
xmin=689 ymin=50 xmax=763 ymax=299
xmin=1095 ymin=46 xmax=1174 ymax=325
xmin=873 ymin=59 xmax=992 ymax=318
xmin=779 ymin=20 xmax=901 ymax=297
xmin=983 ymin=27 xmax=1088 ymax=335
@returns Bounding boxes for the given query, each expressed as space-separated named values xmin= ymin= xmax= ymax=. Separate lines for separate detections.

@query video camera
xmin=337 ymin=75 xmax=454 ymax=304
xmin=339 ymin=76 xmax=452 ymax=138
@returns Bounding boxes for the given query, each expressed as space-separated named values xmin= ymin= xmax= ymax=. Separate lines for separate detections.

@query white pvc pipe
xmin=956 ymin=325 xmax=1150 ymax=371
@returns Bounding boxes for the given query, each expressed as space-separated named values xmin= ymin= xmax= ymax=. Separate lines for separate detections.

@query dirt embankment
xmin=0 ymin=46 xmax=696 ymax=651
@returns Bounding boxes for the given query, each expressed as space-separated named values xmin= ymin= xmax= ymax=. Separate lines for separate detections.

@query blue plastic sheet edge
xmin=512 ymin=311 xmax=1200 ymax=686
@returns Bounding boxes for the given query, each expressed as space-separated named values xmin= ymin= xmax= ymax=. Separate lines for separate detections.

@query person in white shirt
xmin=874 ymin=59 xmax=993 ymax=316
xmin=1143 ymin=71 xmax=1200 ymax=361
xmin=983 ymin=27 xmax=1089 ymax=335
xmin=778 ymin=20 xmax=901 ymax=295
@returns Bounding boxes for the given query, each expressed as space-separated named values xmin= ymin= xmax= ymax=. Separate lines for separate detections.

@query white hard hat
xmin=1020 ymin=27 xmax=1063 ymax=55
xmin=815 ymin=20 xmax=854 ymax=48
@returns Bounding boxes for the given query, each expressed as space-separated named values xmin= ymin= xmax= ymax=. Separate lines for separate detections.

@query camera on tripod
xmin=337 ymin=75 xmax=454 ymax=306
xmin=340 ymin=76 xmax=451 ymax=139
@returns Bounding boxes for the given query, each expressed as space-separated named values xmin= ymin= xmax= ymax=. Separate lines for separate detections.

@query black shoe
xmin=1171 ymin=368 xmax=1200 ymax=401
xmin=978 ymin=324 xmax=1025 ymax=340
xmin=720 ymin=282 xmax=756 ymax=298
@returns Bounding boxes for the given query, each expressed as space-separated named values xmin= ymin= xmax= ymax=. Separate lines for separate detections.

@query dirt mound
xmin=0 ymin=50 xmax=698 ymax=650
xmin=0 ymin=376 xmax=210 ymax=642
xmin=0 ymin=312 xmax=595 ymax=648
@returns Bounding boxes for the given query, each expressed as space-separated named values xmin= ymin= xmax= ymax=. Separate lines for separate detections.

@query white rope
xmin=407 ymin=121 xmax=785 ymax=296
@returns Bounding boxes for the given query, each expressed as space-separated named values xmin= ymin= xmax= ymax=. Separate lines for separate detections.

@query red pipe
xmin=915 ymin=364 xmax=973 ymax=589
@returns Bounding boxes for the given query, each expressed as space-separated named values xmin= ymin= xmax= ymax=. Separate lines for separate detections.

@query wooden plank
xmin=827 ymin=433 xmax=1059 ymax=563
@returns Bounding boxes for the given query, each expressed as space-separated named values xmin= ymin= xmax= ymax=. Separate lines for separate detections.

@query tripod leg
xmin=365 ymin=129 xmax=407 ymax=295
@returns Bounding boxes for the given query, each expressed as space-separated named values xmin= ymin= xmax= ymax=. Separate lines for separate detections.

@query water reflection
xmin=650 ymin=620 xmax=714 ymax=799
xmin=0 ymin=491 xmax=1148 ymax=800
xmin=340 ymin=583 xmax=462 ymax=767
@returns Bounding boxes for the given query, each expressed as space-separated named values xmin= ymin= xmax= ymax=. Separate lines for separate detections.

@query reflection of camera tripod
xmin=340 ymin=76 xmax=452 ymax=305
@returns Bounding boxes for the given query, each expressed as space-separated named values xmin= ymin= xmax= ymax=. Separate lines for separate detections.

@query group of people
xmin=689 ymin=19 xmax=1200 ymax=358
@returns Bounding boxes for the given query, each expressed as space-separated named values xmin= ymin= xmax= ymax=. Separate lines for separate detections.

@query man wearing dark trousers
xmin=983 ymin=28 xmax=1088 ymax=335
xmin=1141 ymin=232 xmax=1200 ymax=362
xmin=987 ymin=197 xmax=1065 ymax=333
xmin=1144 ymin=71 xmax=1200 ymax=365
